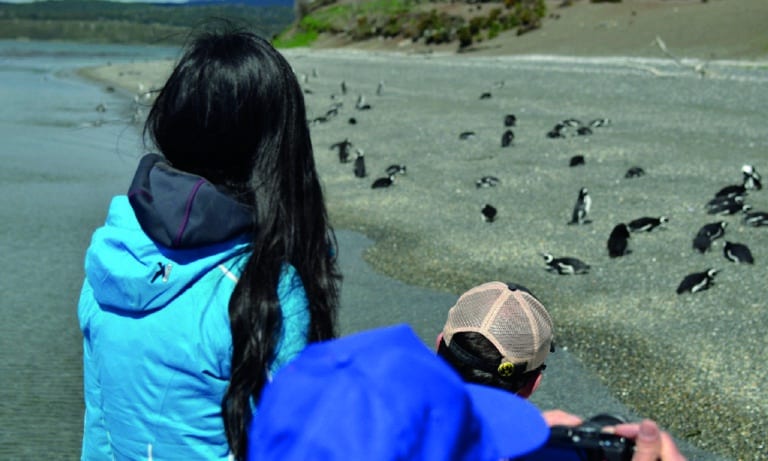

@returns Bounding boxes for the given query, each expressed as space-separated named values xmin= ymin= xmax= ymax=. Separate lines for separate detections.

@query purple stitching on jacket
xmin=174 ymin=179 xmax=206 ymax=247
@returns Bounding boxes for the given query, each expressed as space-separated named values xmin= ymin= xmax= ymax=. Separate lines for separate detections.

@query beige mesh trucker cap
xmin=442 ymin=281 xmax=554 ymax=376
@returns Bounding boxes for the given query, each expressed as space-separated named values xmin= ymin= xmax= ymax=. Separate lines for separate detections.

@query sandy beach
xmin=76 ymin=1 xmax=768 ymax=459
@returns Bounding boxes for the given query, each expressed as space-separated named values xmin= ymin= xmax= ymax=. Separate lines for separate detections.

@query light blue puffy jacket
xmin=78 ymin=156 xmax=310 ymax=460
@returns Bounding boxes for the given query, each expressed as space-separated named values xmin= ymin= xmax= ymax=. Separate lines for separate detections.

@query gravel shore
xmin=76 ymin=3 xmax=768 ymax=458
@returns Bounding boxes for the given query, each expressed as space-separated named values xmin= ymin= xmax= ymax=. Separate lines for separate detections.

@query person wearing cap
xmin=245 ymin=324 xmax=686 ymax=461
xmin=436 ymin=281 xmax=554 ymax=399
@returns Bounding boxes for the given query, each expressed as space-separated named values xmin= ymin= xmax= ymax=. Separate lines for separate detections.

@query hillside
xmin=288 ymin=0 xmax=768 ymax=61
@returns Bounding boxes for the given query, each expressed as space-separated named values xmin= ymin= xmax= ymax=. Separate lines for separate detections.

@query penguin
xmin=371 ymin=174 xmax=395 ymax=189
xmin=340 ymin=80 xmax=347 ymax=95
xmin=676 ymin=268 xmax=718 ymax=294
xmin=459 ymin=131 xmax=476 ymax=140
xmin=742 ymin=164 xmax=762 ymax=190
xmin=607 ymin=223 xmax=631 ymax=258
xmin=546 ymin=126 xmax=566 ymax=139
xmin=698 ymin=221 xmax=727 ymax=240
xmin=569 ymin=155 xmax=585 ymax=167
xmin=576 ymin=126 xmax=593 ymax=136
xmin=705 ymin=194 xmax=743 ymax=212
xmin=628 ymin=216 xmax=668 ymax=232
xmin=481 ymin=204 xmax=497 ymax=223
xmin=479 ymin=92 xmax=492 ymax=100
xmin=743 ymin=210 xmax=768 ymax=227
xmin=589 ymin=118 xmax=611 ymax=127
xmin=503 ymin=114 xmax=517 ymax=127
xmin=723 ymin=241 xmax=754 ymax=264
xmin=476 ymin=176 xmax=500 ymax=188
xmin=692 ymin=232 xmax=713 ymax=253
xmin=561 ymin=118 xmax=582 ymax=127
xmin=500 ymin=129 xmax=514 ymax=147
xmin=541 ymin=253 xmax=590 ymax=275
xmin=376 ymin=81 xmax=384 ymax=96
xmin=385 ymin=164 xmax=407 ymax=176
xmin=348 ymin=117 xmax=357 ymax=125
xmin=353 ymin=149 xmax=367 ymax=178
xmin=569 ymin=187 xmax=592 ymax=225
xmin=707 ymin=200 xmax=751 ymax=216
xmin=693 ymin=221 xmax=727 ymax=253
xmin=355 ymin=94 xmax=371 ymax=110
xmin=330 ymin=138 xmax=353 ymax=163
xmin=625 ymin=166 xmax=646 ymax=178
xmin=715 ymin=183 xmax=747 ymax=199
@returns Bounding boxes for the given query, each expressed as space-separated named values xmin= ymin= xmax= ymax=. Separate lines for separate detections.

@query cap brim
xmin=466 ymin=383 xmax=550 ymax=458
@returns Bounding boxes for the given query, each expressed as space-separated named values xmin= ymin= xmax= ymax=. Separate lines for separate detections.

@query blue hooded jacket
xmin=78 ymin=154 xmax=309 ymax=460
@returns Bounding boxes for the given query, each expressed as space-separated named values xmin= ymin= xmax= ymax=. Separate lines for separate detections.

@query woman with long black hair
xmin=78 ymin=23 xmax=340 ymax=460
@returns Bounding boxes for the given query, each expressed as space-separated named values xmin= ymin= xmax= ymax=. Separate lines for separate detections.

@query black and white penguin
xmin=459 ymin=131 xmax=476 ymax=140
xmin=330 ymin=138 xmax=353 ymax=163
xmin=481 ymin=204 xmax=497 ymax=222
xmin=707 ymin=200 xmax=751 ymax=216
xmin=569 ymin=155 xmax=585 ymax=167
xmin=693 ymin=221 xmax=727 ymax=253
xmin=348 ymin=117 xmax=357 ymax=125
xmin=371 ymin=174 xmax=395 ymax=189
xmin=589 ymin=118 xmax=611 ymax=128
xmin=385 ymin=164 xmax=407 ymax=176
xmin=561 ymin=118 xmax=582 ymax=127
xmin=503 ymin=114 xmax=517 ymax=127
xmin=676 ymin=268 xmax=718 ymax=294
xmin=541 ymin=253 xmax=590 ymax=275
xmin=625 ymin=166 xmax=646 ymax=178
xmin=501 ymin=129 xmax=515 ymax=147
xmin=692 ymin=232 xmax=713 ymax=253
xmin=576 ymin=126 xmax=593 ymax=136
xmin=742 ymin=164 xmax=762 ymax=190
xmin=743 ymin=210 xmax=768 ymax=227
xmin=723 ymin=241 xmax=754 ymax=264
xmin=628 ymin=216 xmax=668 ymax=232
xmin=479 ymin=92 xmax=492 ymax=100
xmin=353 ymin=149 xmax=367 ymax=178
xmin=355 ymin=94 xmax=371 ymax=110
xmin=705 ymin=194 xmax=743 ymax=212
xmin=698 ymin=221 xmax=727 ymax=240
xmin=607 ymin=223 xmax=631 ymax=258
xmin=475 ymin=176 xmax=500 ymax=188
xmin=569 ymin=187 xmax=592 ymax=225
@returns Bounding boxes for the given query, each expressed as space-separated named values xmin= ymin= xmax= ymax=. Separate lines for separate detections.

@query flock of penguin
xmin=299 ymin=65 xmax=765 ymax=296
xmin=542 ymin=163 xmax=763 ymax=294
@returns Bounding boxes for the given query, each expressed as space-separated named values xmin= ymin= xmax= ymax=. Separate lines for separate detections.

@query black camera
xmin=545 ymin=413 xmax=635 ymax=461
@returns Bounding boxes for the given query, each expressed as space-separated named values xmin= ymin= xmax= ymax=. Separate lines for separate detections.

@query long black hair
xmin=144 ymin=23 xmax=341 ymax=459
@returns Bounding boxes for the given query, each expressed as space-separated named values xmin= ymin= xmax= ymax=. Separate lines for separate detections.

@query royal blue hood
xmin=84 ymin=154 xmax=253 ymax=313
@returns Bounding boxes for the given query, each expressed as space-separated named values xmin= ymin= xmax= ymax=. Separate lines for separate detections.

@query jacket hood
xmin=128 ymin=153 xmax=254 ymax=249
xmin=84 ymin=154 xmax=254 ymax=313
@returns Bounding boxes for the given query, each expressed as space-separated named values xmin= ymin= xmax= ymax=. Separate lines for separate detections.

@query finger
xmin=659 ymin=430 xmax=687 ymax=461
xmin=631 ymin=419 xmax=662 ymax=461
xmin=542 ymin=409 xmax=583 ymax=427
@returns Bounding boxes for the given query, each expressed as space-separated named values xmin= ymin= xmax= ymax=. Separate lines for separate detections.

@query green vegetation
xmin=278 ymin=0 xmax=547 ymax=50
xmin=0 ymin=1 xmax=294 ymax=45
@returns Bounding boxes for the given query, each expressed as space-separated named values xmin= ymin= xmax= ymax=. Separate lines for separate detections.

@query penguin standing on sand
xmin=541 ymin=253 xmax=590 ymax=275
xmin=742 ymin=164 xmax=762 ymax=190
xmin=504 ymin=114 xmax=517 ymax=127
xmin=481 ymin=204 xmax=497 ymax=223
xmin=569 ymin=187 xmax=592 ymax=224
xmin=676 ymin=268 xmax=718 ymax=294
xmin=501 ymin=129 xmax=514 ymax=147
xmin=723 ymin=241 xmax=754 ymax=264
xmin=353 ymin=149 xmax=367 ymax=178
xmin=607 ymin=223 xmax=631 ymax=258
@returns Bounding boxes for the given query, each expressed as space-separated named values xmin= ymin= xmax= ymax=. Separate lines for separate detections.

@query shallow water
xmin=0 ymin=40 xmax=177 ymax=458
